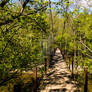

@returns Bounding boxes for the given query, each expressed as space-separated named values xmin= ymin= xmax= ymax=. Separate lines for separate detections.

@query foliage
xmin=0 ymin=0 xmax=92 ymax=89
xmin=0 ymin=0 xmax=49 ymax=80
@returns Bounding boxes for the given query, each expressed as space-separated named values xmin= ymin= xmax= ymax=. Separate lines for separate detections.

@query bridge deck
xmin=38 ymin=49 xmax=81 ymax=92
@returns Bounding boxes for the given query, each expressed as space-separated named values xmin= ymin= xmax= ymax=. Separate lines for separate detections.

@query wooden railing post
xmin=47 ymin=56 xmax=49 ymax=71
xmin=45 ymin=58 xmax=47 ymax=77
xmin=45 ymin=56 xmax=49 ymax=76
xmin=33 ymin=67 xmax=37 ymax=91
xmin=72 ymin=57 xmax=74 ymax=78
xmin=69 ymin=56 xmax=71 ymax=70
xmin=84 ymin=66 xmax=88 ymax=92
xmin=64 ymin=55 xmax=67 ymax=64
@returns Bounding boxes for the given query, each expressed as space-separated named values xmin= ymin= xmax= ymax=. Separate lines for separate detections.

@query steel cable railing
xmin=65 ymin=54 xmax=92 ymax=92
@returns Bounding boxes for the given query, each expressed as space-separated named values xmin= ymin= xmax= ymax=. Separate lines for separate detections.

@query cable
xmin=80 ymin=41 xmax=92 ymax=53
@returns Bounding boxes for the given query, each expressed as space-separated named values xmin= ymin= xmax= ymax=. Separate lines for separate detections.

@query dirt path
xmin=38 ymin=49 xmax=81 ymax=92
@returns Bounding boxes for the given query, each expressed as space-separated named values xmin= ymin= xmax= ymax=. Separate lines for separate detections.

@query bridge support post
xmin=47 ymin=56 xmax=49 ymax=71
xmin=84 ymin=66 xmax=88 ymax=92
xmin=69 ymin=56 xmax=71 ymax=70
xmin=45 ymin=58 xmax=47 ymax=77
xmin=64 ymin=55 xmax=67 ymax=64
xmin=72 ymin=57 xmax=74 ymax=78
xmin=33 ymin=67 xmax=37 ymax=92
xmin=45 ymin=56 xmax=49 ymax=77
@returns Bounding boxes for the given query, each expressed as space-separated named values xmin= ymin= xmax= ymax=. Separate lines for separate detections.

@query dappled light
xmin=0 ymin=0 xmax=92 ymax=92
xmin=38 ymin=49 xmax=80 ymax=92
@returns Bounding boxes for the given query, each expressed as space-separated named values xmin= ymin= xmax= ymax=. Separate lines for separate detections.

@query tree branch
xmin=1 ymin=26 xmax=22 ymax=58
xmin=0 ymin=0 xmax=10 ymax=7
xmin=0 ymin=1 xmax=48 ymax=26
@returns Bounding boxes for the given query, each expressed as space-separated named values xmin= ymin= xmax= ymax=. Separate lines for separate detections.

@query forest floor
xmin=38 ymin=49 xmax=81 ymax=92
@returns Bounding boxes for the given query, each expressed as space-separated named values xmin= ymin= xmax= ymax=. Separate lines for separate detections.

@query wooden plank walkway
xmin=38 ymin=49 xmax=81 ymax=92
